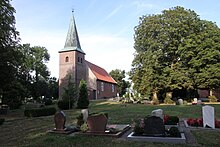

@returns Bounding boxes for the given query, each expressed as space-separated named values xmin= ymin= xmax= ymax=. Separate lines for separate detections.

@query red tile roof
xmin=85 ymin=60 xmax=117 ymax=84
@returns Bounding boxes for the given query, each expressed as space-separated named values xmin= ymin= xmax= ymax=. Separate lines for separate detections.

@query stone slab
xmin=127 ymin=132 xmax=186 ymax=144
xmin=77 ymin=124 xmax=130 ymax=138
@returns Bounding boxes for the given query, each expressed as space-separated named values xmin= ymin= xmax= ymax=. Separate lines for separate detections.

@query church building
xmin=59 ymin=13 xmax=117 ymax=100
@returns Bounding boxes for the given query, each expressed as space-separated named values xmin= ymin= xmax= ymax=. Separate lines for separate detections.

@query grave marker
xmin=144 ymin=116 xmax=165 ymax=136
xmin=54 ymin=111 xmax=66 ymax=130
xmin=202 ymin=105 xmax=215 ymax=129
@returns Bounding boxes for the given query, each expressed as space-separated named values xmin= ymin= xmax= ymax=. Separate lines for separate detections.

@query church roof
xmin=59 ymin=12 xmax=85 ymax=54
xmin=86 ymin=61 xmax=117 ymax=84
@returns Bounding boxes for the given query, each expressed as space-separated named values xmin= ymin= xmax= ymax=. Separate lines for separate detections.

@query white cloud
xmin=19 ymin=29 xmax=135 ymax=78
xmin=81 ymin=34 xmax=134 ymax=74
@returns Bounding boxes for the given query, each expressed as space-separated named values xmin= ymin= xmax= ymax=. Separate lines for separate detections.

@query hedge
xmin=0 ymin=118 xmax=5 ymax=125
xmin=24 ymin=107 xmax=56 ymax=117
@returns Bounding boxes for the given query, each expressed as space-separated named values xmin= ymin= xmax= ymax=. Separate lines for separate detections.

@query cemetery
xmin=1 ymin=100 xmax=220 ymax=146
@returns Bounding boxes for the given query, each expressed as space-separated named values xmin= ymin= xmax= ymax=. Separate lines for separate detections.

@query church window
xmin=78 ymin=57 xmax=80 ymax=62
xmin=112 ymin=84 xmax=114 ymax=92
xmin=65 ymin=56 xmax=69 ymax=62
xmin=81 ymin=58 xmax=82 ymax=63
xmin=101 ymin=82 xmax=104 ymax=91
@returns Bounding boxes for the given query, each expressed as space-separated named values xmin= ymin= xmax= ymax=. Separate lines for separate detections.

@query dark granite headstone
xmin=54 ymin=111 xmax=66 ymax=130
xmin=144 ymin=116 xmax=165 ymax=136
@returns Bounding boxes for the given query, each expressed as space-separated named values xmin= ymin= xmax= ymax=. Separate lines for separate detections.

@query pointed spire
xmin=59 ymin=11 xmax=85 ymax=54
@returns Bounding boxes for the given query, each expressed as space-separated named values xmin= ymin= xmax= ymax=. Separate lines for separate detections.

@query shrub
xmin=44 ymin=99 xmax=53 ymax=105
xmin=165 ymin=115 xmax=179 ymax=125
xmin=77 ymin=80 xmax=89 ymax=109
xmin=169 ymin=127 xmax=180 ymax=137
xmin=183 ymin=100 xmax=188 ymax=105
xmin=208 ymin=95 xmax=217 ymax=102
xmin=24 ymin=107 xmax=56 ymax=117
xmin=76 ymin=113 xmax=84 ymax=127
xmin=0 ymin=118 xmax=5 ymax=125
xmin=57 ymin=100 xmax=73 ymax=110
xmin=133 ymin=119 xmax=144 ymax=135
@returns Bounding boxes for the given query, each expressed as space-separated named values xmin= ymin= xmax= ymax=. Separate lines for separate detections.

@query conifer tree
xmin=77 ymin=80 xmax=89 ymax=109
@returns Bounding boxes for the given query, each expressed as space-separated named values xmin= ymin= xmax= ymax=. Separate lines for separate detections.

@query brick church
xmin=59 ymin=13 xmax=117 ymax=100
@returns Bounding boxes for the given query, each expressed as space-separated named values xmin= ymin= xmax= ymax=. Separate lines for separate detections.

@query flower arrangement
xmin=187 ymin=118 xmax=220 ymax=128
xmin=164 ymin=115 xmax=179 ymax=125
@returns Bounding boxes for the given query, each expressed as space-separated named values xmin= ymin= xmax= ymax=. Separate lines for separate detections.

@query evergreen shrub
xmin=24 ymin=107 xmax=56 ymax=117
xmin=58 ymin=100 xmax=73 ymax=110
xmin=0 ymin=118 xmax=5 ymax=125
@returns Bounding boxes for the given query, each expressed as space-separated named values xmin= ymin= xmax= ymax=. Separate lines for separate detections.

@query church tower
xmin=58 ymin=12 xmax=86 ymax=98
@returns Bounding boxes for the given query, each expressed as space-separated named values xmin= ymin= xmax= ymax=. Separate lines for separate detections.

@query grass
xmin=0 ymin=100 xmax=220 ymax=146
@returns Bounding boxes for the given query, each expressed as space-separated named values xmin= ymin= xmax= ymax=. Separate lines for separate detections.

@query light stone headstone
xmin=202 ymin=105 xmax=215 ymax=129
xmin=193 ymin=98 xmax=198 ymax=103
xmin=151 ymin=109 xmax=164 ymax=120
xmin=81 ymin=109 xmax=89 ymax=122
xmin=178 ymin=99 xmax=183 ymax=105
xmin=197 ymin=100 xmax=202 ymax=105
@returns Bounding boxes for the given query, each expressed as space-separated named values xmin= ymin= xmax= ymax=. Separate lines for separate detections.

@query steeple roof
xmin=59 ymin=11 xmax=85 ymax=54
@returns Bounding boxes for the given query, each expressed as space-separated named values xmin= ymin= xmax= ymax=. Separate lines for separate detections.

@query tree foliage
xmin=109 ymin=69 xmax=130 ymax=96
xmin=131 ymin=6 xmax=220 ymax=100
xmin=77 ymin=79 xmax=89 ymax=109
xmin=0 ymin=1 xmax=57 ymax=108
xmin=62 ymin=75 xmax=78 ymax=109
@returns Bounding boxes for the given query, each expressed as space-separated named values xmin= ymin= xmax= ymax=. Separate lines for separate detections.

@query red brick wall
xmin=59 ymin=51 xmax=86 ymax=99
xmin=96 ymin=80 xmax=117 ymax=99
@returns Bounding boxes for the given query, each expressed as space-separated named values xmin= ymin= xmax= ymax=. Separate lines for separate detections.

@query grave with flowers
xmin=127 ymin=109 xmax=186 ymax=144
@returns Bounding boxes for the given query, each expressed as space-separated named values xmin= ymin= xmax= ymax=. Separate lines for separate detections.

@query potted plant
xmin=87 ymin=112 xmax=108 ymax=133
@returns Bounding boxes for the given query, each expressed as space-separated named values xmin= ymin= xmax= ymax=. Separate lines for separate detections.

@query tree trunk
xmin=166 ymin=91 xmax=173 ymax=98
xmin=210 ymin=89 xmax=213 ymax=96
xmin=152 ymin=91 xmax=158 ymax=100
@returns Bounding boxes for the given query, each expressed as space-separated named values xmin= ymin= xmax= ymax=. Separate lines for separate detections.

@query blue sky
xmin=11 ymin=0 xmax=220 ymax=78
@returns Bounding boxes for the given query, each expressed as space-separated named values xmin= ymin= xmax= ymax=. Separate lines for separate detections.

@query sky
xmin=11 ymin=0 xmax=220 ymax=78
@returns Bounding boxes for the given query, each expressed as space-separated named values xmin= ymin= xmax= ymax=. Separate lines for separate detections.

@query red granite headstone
xmin=54 ymin=111 xmax=66 ymax=131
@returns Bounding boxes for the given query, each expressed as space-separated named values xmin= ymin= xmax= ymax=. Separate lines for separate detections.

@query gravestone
xmin=54 ymin=111 xmax=66 ymax=130
xmin=151 ymin=109 xmax=164 ymax=120
xmin=144 ymin=116 xmax=165 ymax=136
xmin=178 ymin=99 xmax=183 ymax=105
xmin=81 ymin=109 xmax=88 ymax=122
xmin=202 ymin=105 xmax=215 ymax=129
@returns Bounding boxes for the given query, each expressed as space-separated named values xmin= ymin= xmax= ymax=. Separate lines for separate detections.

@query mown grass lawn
xmin=1 ymin=100 xmax=220 ymax=147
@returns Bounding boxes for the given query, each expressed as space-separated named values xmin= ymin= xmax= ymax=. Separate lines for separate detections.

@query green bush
xmin=77 ymin=80 xmax=89 ymax=109
xmin=208 ymin=95 xmax=218 ymax=102
xmin=166 ymin=116 xmax=179 ymax=125
xmin=169 ymin=127 xmax=180 ymax=137
xmin=0 ymin=118 xmax=5 ymax=125
xmin=76 ymin=113 xmax=84 ymax=127
xmin=24 ymin=107 xmax=56 ymax=117
xmin=44 ymin=99 xmax=53 ymax=105
xmin=164 ymin=97 xmax=174 ymax=104
xmin=58 ymin=100 xmax=73 ymax=110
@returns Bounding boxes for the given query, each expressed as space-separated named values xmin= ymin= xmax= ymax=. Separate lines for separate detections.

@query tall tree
xmin=131 ymin=6 xmax=220 ymax=100
xmin=109 ymin=69 xmax=130 ymax=96
xmin=0 ymin=0 xmax=21 ymax=108
xmin=18 ymin=44 xmax=50 ymax=99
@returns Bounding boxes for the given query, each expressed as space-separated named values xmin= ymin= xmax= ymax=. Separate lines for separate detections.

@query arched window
xmin=81 ymin=58 xmax=83 ymax=63
xmin=78 ymin=57 xmax=80 ymax=62
xmin=65 ymin=56 xmax=69 ymax=62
